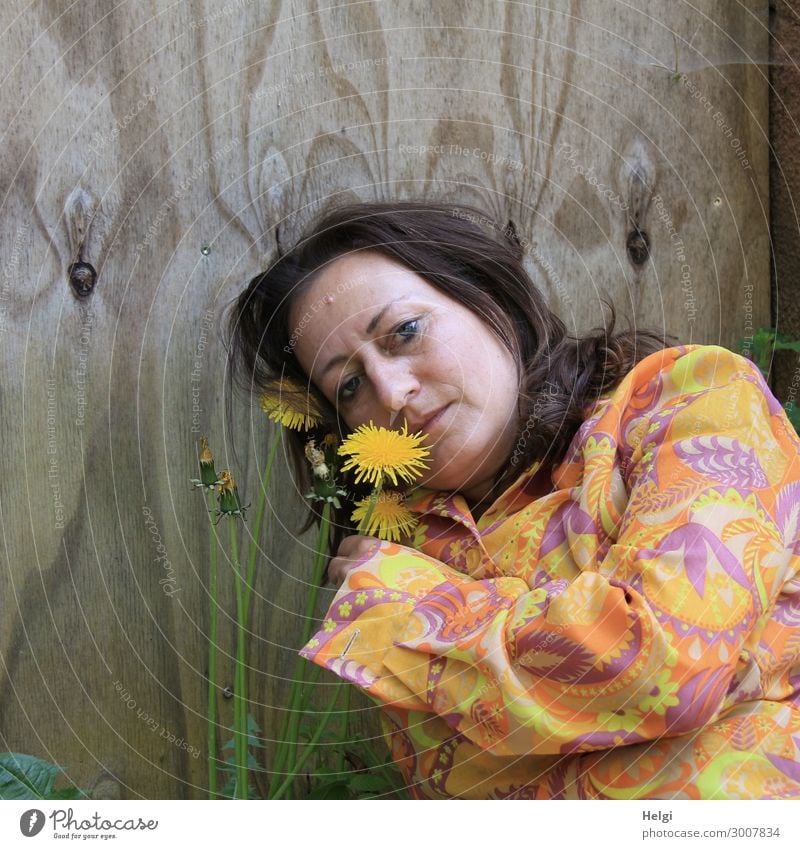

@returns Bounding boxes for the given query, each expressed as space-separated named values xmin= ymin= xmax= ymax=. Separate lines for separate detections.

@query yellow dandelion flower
xmin=338 ymin=422 xmax=430 ymax=486
xmin=350 ymin=490 xmax=418 ymax=542
xmin=259 ymin=377 xmax=322 ymax=431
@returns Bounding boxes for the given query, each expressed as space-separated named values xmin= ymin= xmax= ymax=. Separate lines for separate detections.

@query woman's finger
xmin=328 ymin=536 xmax=382 ymax=587
xmin=336 ymin=534 xmax=379 ymax=558
xmin=327 ymin=556 xmax=354 ymax=588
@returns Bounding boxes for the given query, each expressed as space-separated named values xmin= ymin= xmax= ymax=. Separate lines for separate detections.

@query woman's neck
xmin=461 ymin=474 xmax=506 ymax=519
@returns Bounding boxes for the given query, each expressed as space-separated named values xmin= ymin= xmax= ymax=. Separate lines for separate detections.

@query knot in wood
xmin=626 ymin=228 xmax=650 ymax=267
xmin=68 ymin=261 xmax=97 ymax=298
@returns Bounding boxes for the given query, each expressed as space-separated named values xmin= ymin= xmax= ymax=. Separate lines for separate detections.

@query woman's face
xmin=290 ymin=251 xmax=521 ymax=503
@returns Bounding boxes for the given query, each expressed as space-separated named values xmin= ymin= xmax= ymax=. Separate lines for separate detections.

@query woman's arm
xmin=300 ymin=346 xmax=800 ymax=757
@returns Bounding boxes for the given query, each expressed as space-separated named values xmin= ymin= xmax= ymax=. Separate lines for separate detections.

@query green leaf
xmin=347 ymin=774 xmax=392 ymax=793
xmin=218 ymin=774 xmax=236 ymax=798
xmin=299 ymin=730 xmax=342 ymax=745
xmin=245 ymin=714 xmax=266 ymax=749
xmin=217 ymin=772 xmax=259 ymax=800
xmin=48 ymin=788 xmax=88 ymax=800
xmin=221 ymin=717 xmax=266 ymax=752
xmin=246 ymin=752 xmax=263 ymax=770
xmin=308 ymin=767 xmax=338 ymax=780
xmin=304 ymin=779 xmax=353 ymax=800
xmin=774 ymin=339 xmax=800 ymax=353
xmin=0 ymin=753 xmax=71 ymax=800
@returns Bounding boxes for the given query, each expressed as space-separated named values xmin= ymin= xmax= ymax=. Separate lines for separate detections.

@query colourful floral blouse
xmin=300 ymin=344 xmax=800 ymax=799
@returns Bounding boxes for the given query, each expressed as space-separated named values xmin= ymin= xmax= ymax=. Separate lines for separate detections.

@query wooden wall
xmin=770 ymin=0 xmax=800 ymax=402
xmin=0 ymin=1 xmax=770 ymax=798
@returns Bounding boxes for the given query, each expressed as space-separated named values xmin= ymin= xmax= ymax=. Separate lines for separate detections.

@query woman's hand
xmin=328 ymin=534 xmax=383 ymax=589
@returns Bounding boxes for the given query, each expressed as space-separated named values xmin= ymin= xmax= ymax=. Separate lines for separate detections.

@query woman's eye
xmin=338 ymin=374 xmax=361 ymax=401
xmin=394 ymin=319 xmax=420 ymax=343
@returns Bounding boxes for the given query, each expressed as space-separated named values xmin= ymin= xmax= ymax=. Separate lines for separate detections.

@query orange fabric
xmin=301 ymin=345 xmax=800 ymax=798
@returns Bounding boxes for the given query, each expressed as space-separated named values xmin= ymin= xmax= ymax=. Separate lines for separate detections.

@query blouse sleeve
xmin=300 ymin=347 xmax=800 ymax=757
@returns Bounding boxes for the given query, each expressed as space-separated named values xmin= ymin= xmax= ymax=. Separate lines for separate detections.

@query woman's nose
xmin=370 ymin=360 xmax=419 ymax=416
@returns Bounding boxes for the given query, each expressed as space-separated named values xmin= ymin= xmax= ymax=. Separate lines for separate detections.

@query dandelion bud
xmin=191 ymin=436 xmax=221 ymax=489
xmin=304 ymin=440 xmax=329 ymax=478
xmin=304 ymin=436 xmax=347 ymax=507
xmin=198 ymin=436 xmax=219 ymax=487
xmin=215 ymin=470 xmax=248 ymax=520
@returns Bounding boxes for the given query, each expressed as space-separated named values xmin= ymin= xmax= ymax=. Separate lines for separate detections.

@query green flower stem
xmin=270 ymin=681 xmax=344 ymax=801
xmin=298 ymin=661 xmax=324 ymax=699
xmin=270 ymin=662 xmax=325 ymax=795
xmin=356 ymin=477 xmax=384 ymax=535
xmin=243 ymin=429 xmax=281 ymax=632
xmin=302 ymin=500 xmax=333 ymax=645
xmin=229 ymin=522 xmax=248 ymax=800
xmin=269 ymin=501 xmax=332 ymax=798
xmin=206 ymin=489 xmax=220 ymax=800
xmin=757 ymin=338 xmax=772 ymax=375
xmin=336 ymin=684 xmax=351 ymax=775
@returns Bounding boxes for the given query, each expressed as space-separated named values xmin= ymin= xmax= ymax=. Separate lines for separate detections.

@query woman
xmin=228 ymin=199 xmax=800 ymax=799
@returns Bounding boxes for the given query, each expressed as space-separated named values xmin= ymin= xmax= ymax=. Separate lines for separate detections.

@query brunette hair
xmin=225 ymin=198 xmax=672 ymax=542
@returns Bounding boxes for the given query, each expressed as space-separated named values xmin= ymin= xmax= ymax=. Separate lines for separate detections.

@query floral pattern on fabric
xmin=300 ymin=345 xmax=800 ymax=798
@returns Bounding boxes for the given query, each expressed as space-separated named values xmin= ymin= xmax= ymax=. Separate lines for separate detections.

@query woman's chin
xmin=414 ymin=467 xmax=453 ymax=493
xmin=416 ymin=465 xmax=479 ymax=497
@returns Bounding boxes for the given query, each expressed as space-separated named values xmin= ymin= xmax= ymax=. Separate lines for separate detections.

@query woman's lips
xmin=417 ymin=404 xmax=450 ymax=435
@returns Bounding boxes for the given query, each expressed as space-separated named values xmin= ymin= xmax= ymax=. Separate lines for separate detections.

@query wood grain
xmin=0 ymin=0 xmax=769 ymax=798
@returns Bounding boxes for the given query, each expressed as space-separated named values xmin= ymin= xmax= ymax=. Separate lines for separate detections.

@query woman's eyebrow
xmin=319 ymin=296 xmax=408 ymax=379
xmin=364 ymin=298 xmax=404 ymax=334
